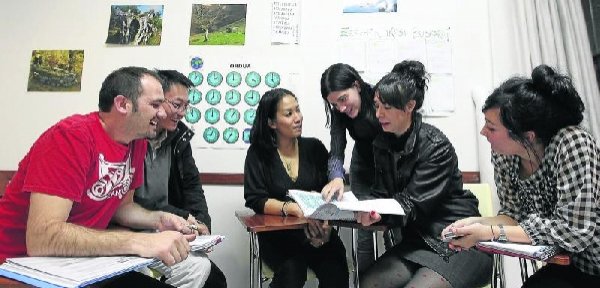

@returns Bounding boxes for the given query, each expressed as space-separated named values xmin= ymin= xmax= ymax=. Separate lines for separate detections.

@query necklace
xmin=277 ymin=139 xmax=299 ymax=181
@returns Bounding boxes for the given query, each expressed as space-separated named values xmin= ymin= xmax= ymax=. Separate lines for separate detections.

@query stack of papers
xmin=0 ymin=256 xmax=156 ymax=288
xmin=476 ymin=241 xmax=561 ymax=261
xmin=0 ymin=235 xmax=225 ymax=287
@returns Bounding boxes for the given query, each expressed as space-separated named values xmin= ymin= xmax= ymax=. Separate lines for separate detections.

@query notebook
xmin=476 ymin=241 xmax=561 ymax=261
xmin=0 ymin=256 xmax=156 ymax=288
xmin=0 ymin=235 xmax=225 ymax=288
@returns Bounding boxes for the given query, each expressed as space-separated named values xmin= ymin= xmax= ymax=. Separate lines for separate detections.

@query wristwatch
xmin=497 ymin=224 xmax=508 ymax=242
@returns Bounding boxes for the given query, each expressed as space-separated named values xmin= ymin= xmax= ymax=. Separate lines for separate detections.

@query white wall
xmin=0 ymin=1 xmax=511 ymax=287
xmin=0 ymin=0 xmax=492 ymax=173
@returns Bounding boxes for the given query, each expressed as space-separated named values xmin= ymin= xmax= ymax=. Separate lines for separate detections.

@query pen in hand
xmin=180 ymin=224 xmax=199 ymax=235
xmin=187 ymin=224 xmax=199 ymax=232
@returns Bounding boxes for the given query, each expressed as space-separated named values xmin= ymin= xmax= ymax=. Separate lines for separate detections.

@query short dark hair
xmin=320 ymin=63 xmax=374 ymax=127
xmin=483 ymin=64 xmax=585 ymax=145
xmin=98 ymin=67 xmax=161 ymax=112
xmin=156 ymin=69 xmax=194 ymax=92
xmin=250 ymin=88 xmax=296 ymax=156
xmin=374 ymin=60 xmax=428 ymax=112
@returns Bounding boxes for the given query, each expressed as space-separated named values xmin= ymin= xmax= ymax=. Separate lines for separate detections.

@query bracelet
xmin=281 ymin=201 xmax=290 ymax=217
xmin=490 ymin=225 xmax=495 ymax=241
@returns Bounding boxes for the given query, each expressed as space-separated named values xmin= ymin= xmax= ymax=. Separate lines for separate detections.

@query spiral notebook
xmin=476 ymin=241 xmax=561 ymax=261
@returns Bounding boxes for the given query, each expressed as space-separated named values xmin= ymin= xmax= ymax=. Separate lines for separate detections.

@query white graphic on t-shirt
xmin=86 ymin=153 xmax=135 ymax=201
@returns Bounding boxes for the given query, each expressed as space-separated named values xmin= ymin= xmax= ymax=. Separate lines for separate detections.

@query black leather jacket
xmin=372 ymin=114 xmax=479 ymax=258
xmin=167 ymin=122 xmax=211 ymax=230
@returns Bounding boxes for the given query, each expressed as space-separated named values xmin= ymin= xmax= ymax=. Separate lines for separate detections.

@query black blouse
xmin=244 ymin=137 xmax=329 ymax=213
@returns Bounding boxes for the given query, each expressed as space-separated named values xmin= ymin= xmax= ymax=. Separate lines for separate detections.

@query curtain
xmin=491 ymin=0 xmax=600 ymax=139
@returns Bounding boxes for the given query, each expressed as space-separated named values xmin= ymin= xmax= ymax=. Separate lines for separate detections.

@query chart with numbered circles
xmin=185 ymin=63 xmax=282 ymax=148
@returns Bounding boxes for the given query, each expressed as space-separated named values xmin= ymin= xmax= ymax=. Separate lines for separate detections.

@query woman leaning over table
xmin=356 ymin=60 xmax=492 ymax=288
xmin=243 ymin=88 xmax=349 ymax=288
xmin=443 ymin=65 xmax=600 ymax=288
xmin=319 ymin=63 xmax=385 ymax=272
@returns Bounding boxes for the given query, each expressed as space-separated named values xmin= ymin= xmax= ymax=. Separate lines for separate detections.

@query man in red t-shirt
xmin=0 ymin=67 xmax=198 ymax=279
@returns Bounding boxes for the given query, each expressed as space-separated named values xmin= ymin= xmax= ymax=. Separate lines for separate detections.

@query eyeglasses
xmin=166 ymin=99 xmax=191 ymax=113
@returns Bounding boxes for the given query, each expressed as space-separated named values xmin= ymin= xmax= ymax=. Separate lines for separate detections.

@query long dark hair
xmin=320 ymin=63 xmax=374 ymax=127
xmin=483 ymin=64 xmax=584 ymax=146
xmin=374 ymin=60 xmax=429 ymax=114
xmin=250 ymin=88 xmax=297 ymax=157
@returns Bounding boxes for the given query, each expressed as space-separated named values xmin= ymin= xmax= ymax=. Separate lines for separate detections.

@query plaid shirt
xmin=493 ymin=126 xmax=600 ymax=276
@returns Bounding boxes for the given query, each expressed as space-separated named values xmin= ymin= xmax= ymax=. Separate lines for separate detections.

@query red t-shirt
xmin=0 ymin=112 xmax=147 ymax=260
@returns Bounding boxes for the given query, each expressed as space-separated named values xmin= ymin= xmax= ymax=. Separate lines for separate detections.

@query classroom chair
xmin=235 ymin=208 xmax=321 ymax=288
xmin=236 ymin=207 xmax=386 ymax=288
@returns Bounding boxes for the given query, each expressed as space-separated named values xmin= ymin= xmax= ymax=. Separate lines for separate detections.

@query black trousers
xmin=204 ymin=260 xmax=227 ymax=288
xmin=523 ymin=263 xmax=600 ymax=288
xmin=259 ymin=229 xmax=349 ymax=288
xmin=93 ymin=271 xmax=174 ymax=287
xmin=95 ymin=260 xmax=227 ymax=288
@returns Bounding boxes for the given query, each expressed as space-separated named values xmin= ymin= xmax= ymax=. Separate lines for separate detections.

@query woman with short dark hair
xmin=357 ymin=60 xmax=492 ymax=288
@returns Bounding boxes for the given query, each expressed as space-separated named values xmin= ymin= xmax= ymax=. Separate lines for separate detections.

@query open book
xmin=476 ymin=241 xmax=561 ymax=261
xmin=0 ymin=235 xmax=225 ymax=288
xmin=288 ymin=190 xmax=405 ymax=221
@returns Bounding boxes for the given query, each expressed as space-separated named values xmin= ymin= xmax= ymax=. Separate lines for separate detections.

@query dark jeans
xmin=523 ymin=263 xmax=600 ymax=288
xmin=93 ymin=271 xmax=175 ymax=287
xmin=259 ymin=229 xmax=349 ymax=288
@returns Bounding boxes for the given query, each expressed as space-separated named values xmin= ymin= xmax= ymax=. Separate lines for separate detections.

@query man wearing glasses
xmin=134 ymin=70 xmax=227 ymax=288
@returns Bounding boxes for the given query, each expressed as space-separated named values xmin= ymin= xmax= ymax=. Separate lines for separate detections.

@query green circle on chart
xmin=188 ymin=88 xmax=202 ymax=105
xmin=185 ymin=107 xmax=201 ymax=124
xmin=244 ymin=108 xmax=256 ymax=125
xmin=245 ymin=71 xmax=261 ymax=88
xmin=225 ymin=89 xmax=241 ymax=106
xmin=226 ymin=71 xmax=242 ymax=87
xmin=223 ymin=127 xmax=239 ymax=144
xmin=203 ymin=127 xmax=220 ymax=144
xmin=207 ymin=71 xmax=223 ymax=87
xmin=206 ymin=89 xmax=222 ymax=105
xmin=244 ymin=90 xmax=260 ymax=106
xmin=188 ymin=71 xmax=203 ymax=86
xmin=265 ymin=72 xmax=281 ymax=88
xmin=224 ymin=108 xmax=240 ymax=125
xmin=205 ymin=107 xmax=220 ymax=124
